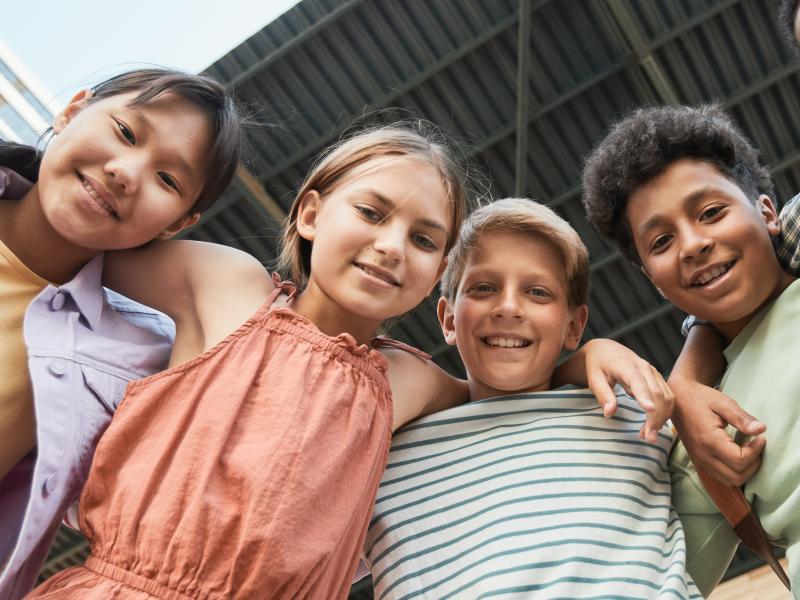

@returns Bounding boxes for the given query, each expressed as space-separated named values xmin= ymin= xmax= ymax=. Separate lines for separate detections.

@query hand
xmin=669 ymin=374 xmax=766 ymax=486
xmin=581 ymin=339 xmax=674 ymax=443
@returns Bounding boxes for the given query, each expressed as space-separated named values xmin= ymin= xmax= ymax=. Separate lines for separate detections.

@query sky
xmin=1 ymin=0 xmax=300 ymax=110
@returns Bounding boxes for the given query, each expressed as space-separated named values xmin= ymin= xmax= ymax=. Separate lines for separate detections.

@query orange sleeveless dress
xmin=29 ymin=277 xmax=417 ymax=599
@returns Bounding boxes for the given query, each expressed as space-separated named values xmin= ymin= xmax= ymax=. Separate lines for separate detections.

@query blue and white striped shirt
xmin=366 ymin=387 xmax=700 ymax=599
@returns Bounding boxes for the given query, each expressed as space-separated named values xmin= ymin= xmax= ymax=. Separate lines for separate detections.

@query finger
xmin=640 ymin=423 xmax=660 ymax=443
xmin=705 ymin=430 xmax=765 ymax=473
xmin=619 ymin=366 xmax=655 ymax=413
xmin=650 ymin=369 xmax=675 ymax=431
xmin=640 ymin=367 xmax=672 ymax=437
xmin=702 ymin=455 xmax=758 ymax=487
xmin=712 ymin=395 xmax=766 ymax=436
xmin=588 ymin=371 xmax=617 ymax=418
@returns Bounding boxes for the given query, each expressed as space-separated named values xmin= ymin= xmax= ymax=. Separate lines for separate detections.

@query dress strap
xmin=371 ymin=336 xmax=431 ymax=361
xmin=268 ymin=272 xmax=298 ymax=306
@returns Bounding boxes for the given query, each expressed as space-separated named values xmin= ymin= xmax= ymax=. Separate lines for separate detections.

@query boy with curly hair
xmin=582 ymin=104 xmax=800 ymax=595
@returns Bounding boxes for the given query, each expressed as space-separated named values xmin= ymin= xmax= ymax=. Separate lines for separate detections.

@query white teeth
xmin=693 ymin=262 xmax=733 ymax=286
xmin=484 ymin=337 xmax=530 ymax=348
xmin=81 ymin=177 xmax=114 ymax=215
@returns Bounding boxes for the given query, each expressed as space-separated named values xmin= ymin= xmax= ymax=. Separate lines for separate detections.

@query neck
xmin=468 ymin=377 xmax=553 ymax=402
xmin=713 ymin=271 xmax=797 ymax=341
xmin=0 ymin=185 xmax=97 ymax=284
xmin=291 ymin=279 xmax=383 ymax=346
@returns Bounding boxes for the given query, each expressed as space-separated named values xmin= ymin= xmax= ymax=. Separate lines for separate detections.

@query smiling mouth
xmin=354 ymin=262 xmax=401 ymax=287
xmin=691 ymin=260 xmax=736 ymax=287
xmin=482 ymin=336 xmax=531 ymax=348
xmin=79 ymin=173 xmax=119 ymax=219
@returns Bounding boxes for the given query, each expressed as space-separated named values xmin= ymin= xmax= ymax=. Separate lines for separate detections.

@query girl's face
xmin=296 ymin=155 xmax=452 ymax=327
xmin=37 ymin=90 xmax=212 ymax=250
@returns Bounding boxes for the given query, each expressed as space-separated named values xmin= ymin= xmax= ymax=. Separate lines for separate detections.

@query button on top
xmin=51 ymin=291 xmax=66 ymax=311
xmin=42 ymin=473 xmax=59 ymax=495
xmin=47 ymin=359 xmax=69 ymax=376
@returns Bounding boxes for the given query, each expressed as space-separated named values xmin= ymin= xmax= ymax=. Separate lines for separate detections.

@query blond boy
xmin=364 ymin=198 xmax=700 ymax=599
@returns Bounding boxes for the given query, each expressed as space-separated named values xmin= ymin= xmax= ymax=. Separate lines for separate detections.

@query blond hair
xmin=440 ymin=197 xmax=589 ymax=307
xmin=276 ymin=121 xmax=470 ymax=288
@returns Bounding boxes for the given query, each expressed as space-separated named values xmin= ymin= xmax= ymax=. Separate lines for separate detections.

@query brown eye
xmin=700 ymin=206 xmax=723 ymax=220
xmin=114 ymin=119 xmax=136 ymax=145
xmin=159 ymin=172 xmax=179 ymax=192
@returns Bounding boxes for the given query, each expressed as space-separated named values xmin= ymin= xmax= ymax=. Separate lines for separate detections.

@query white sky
xmin=1 ymin=0 xmax=301 ymax=110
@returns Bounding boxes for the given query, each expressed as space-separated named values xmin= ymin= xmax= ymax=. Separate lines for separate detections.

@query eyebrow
xmin=637 ymin=186 xmax=711 ymax=235
xmin=127 ymin=105 xmax=197 ymax=182
xmin=371 ymin=190 xmax=449 ymax=233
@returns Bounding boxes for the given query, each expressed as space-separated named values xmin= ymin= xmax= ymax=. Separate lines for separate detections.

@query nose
xmin=372 ymin=224 xmax=405 ymax=262
xmin=492 ymin=288 xmax=523 ymax=320
xmin=104 ymin=153 xmax=143 ymax=195
xmin=678 ymin=226 xmax=714 ymax=262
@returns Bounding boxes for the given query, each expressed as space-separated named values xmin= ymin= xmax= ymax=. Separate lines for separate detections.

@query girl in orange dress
xmin=29 ymin=124 xmax=670 ymax=599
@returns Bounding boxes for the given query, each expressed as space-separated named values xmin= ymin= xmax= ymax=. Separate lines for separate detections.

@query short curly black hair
xmin=581 ymin=104 xmax=774 ymax=263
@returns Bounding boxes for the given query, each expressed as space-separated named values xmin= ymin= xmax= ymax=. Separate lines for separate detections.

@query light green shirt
xmin=671 ymin=278 xmax=800 ymax=597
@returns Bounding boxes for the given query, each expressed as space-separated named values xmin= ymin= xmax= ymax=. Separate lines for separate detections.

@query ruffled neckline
xmin=268 ymin=271 xmax=389 ymax=370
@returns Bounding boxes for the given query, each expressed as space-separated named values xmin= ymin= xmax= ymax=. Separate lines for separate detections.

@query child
xmin=582 ymin=104 xmax=800 ymax=595
xmin=365 ymin=198 xmax=699 ymax=599
xmin=0 ymin=69 xmax=241 ymax=599
xmin=653 ymin=0 xmax=800 ymax=494
xmin=27 ymin=124 xmax=672 ymax=599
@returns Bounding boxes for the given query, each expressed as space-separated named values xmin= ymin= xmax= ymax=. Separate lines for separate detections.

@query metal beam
xmin=219 ymin=0 xmax=366 ymax=88
xmin=468 ymin=0 xmax=747 ymax=163
xmin=234 ymin=166 xmax=287 ymax=222
xmin=256 ymin=0 xmax=554 ymax=183
xmin=606 ymin=0 xmax=680 ymax=105
xmin=515 ymin=0 xmax=532 ymax=196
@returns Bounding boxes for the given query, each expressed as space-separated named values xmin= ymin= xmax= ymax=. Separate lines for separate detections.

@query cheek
xmin=411 ymin=252 xmax=447 ymax=283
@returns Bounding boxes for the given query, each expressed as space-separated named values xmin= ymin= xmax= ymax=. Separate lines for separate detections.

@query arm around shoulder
xmin=382 ymin=348 xmax=468 ymax=431
xmin=104 ymin=240 xmax=273 ymax=328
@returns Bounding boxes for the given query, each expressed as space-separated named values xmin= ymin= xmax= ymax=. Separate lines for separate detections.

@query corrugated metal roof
xmin=196 ymin=0 xmax=800 ymax=377
xmin=41 ymin=0 xmax=800 ymax=593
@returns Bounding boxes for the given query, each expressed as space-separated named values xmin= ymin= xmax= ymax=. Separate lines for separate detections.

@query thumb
xmin=713 ymin=394 xmax=766 ymax=435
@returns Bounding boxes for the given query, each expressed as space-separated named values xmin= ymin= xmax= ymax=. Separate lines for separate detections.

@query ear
xmin=156 ymin=212 xmax=201 ymax=240
xmin=52 ymin=89 xmax=93 ymax=134
xmin=756 ymin=194 xmax=781 ymax=237
xmin=562 ymin=304 xmax=589 ymax=352
xmin=639 ymin=264 xmax=667 ymax=299
xmin=436 ymin=296 xmax=458 ymax=346
xmin=295 ymin=190 xmax=322 ymax=242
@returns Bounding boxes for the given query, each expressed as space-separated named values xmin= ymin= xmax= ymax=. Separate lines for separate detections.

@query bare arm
xmin=104 ymin=240 xmax=274 ymax=359
xmin=382 ymin=349 xmax=468 ymax=431
xmin=669 ymin=325 xmax=766 ymax=486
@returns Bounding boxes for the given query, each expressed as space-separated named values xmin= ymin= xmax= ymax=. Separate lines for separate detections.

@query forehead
xmin=341 ymin=155 xmax=451 ymax=212
xmin=464 ymin=230 xmax=566 ymax=277
xmin=626 ymin=159 xmax=745 ymax=225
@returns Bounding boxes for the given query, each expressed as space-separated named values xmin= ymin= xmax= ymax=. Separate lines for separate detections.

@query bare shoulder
xmin=105 ymin=240 xmax=273 ymax=322
xmin=381 ymin=347 xmax=468 ymax=430
xmin=181 ymin=241 xmax=274 ymax=291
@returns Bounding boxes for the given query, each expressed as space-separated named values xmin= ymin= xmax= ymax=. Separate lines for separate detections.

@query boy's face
xmin=437 ymin=230 xmax=588 ymax=402
xmin=626 ymin=159 xmax=788 ymax=340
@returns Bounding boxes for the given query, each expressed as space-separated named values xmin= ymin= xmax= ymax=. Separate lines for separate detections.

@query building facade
xmin=0 ymin=39 xmax=55 ymax=145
